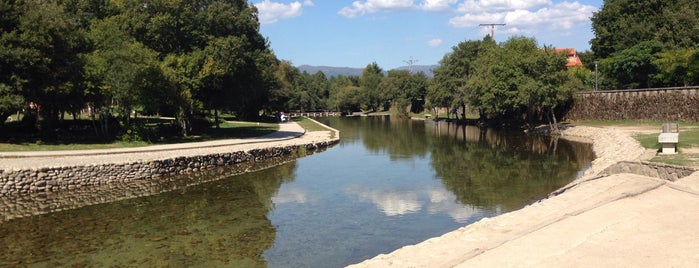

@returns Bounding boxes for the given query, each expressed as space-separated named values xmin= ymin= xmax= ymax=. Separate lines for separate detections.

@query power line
xmin=478 ymin=23 xmax=506 ymax=39
xmin=404 ymin=56 xmax=418 ymax=73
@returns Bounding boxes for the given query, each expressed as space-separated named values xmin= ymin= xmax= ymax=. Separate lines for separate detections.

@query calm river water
xmin=0 ymin=116 xmax=594 ymax=267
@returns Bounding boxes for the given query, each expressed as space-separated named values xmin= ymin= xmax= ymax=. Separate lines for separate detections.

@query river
xmin=0 ymin=116 xmax=593 ymax=267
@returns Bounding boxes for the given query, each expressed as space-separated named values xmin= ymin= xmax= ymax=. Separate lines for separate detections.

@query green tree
xmin=591 ymin=0 xmax=699 ymax=58
xmin=359 ymin=62 xmax=384 ymax=112
xmin=601 ymin=41 xmax=664 ymax=89
xmin=654 ymin=47 xmax=699 ymax=87
xmin=269 ymin=60 xmax=296 ymax=112
xmin=85 ymin=18 xmax=165 ymax=133
xmin=590 ymin=0 xmax=699 ymax=88
xmin=380 ymin=70 xmax=428 ymax=115
xmin=468 ymin=37 xmax=579 ymax=129
xmin=3 ymin=0 xmax=88 ymax=128
xmin=0 ymin=1 xmax=26 ymax=125
xmin=428 ymin=38 xmax=493 ymax=119
xmin=328 ymin=75 xmax=360 ymax=113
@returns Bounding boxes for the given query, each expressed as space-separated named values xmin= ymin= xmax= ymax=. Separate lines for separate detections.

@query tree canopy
xmin=591 ymin=0 xmax=699 ymax=89
xmin=1 ymin=0 xmax=281 ymax=138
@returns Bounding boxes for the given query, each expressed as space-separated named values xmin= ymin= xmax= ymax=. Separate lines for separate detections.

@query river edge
xmin=0 ymin=121 xmax=341 ymax=222
xmin=349 ymin=125 xmax=699 ymax=267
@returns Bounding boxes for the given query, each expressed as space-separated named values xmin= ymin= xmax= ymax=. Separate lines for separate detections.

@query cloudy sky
xmin=254 ymin=0 xmax=602 ymax=69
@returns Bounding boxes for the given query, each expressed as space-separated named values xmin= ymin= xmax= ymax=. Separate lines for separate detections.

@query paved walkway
xmin=0 ymin=122 xmax=315 ymax=170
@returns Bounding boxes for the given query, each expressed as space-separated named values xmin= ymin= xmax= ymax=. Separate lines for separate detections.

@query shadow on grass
xmin=0 ymin=117 xmax=277 ymax=151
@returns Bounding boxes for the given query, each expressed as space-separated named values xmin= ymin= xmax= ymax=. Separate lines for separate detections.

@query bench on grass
xmin=658 ymin=123 xmax=679 ymax=154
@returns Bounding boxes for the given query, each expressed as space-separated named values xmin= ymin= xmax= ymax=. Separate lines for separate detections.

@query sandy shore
xmin=350 ymin=126 xmax=699 ymax=267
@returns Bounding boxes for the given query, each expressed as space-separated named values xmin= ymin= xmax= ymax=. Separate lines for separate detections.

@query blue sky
xmin=254 ymin=0 xmax=603 ymax=69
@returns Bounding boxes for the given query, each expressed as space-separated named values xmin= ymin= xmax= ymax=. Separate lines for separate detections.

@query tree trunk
xmin=214 ymin=109 xmax=220 ymax=129
xmin=548 ymin=108 xmax=560 ymax=135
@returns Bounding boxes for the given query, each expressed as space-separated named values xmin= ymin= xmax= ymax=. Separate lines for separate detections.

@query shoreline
xmin=350 ymin=125 xmax=699 ymax=267
xmin=0 ymin=121 xmax=340 ymax=222
xmin=0 ymin=122 xmax=340 ymax=195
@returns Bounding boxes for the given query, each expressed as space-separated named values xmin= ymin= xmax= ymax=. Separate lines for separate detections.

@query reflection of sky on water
xmin=345 ymin=187 xmax=421 ymax=216
xmin=345 ymin=186 xmax=479 ymax=223
xmin=271 ymin=187 xmax=308 ymax=204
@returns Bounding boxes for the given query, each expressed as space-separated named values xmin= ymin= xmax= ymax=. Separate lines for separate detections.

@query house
xmin=554 ymin=48 xmax=583 ymax=67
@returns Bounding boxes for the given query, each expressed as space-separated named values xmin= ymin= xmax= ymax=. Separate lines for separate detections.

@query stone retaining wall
xmin=567 ymin=87 xmax=699 ymax=121
xmin=0 ymin=140 xmax=337 ymax=222
xmin=0 ymin=140 xmax=337 ymax=197
xmin=600 ymin=161 xmax=696 ymax=181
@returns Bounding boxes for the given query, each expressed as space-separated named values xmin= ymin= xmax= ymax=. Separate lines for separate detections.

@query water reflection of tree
xmin=358 ymin=116 xmax=431 ymax=159
xmin=0 ymin=162 xmax=297 ymax=267
xmin=320 ymin=116 xmax=432 ymax=159
xmin=429 ymin=123 xmax=593 ymax=211
xmin=320 ymin=117 xmax=594 ymax=211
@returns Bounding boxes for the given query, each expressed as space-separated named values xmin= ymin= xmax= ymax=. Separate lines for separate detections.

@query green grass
xmin=570 ymin=119 xmax=699 ymax=167
xmin=0 ymin=120 xmax=278 ymax=152
xmin=571 ymin=120 xmax=699 ymax=128
xmin=293 ymin=117 xmax=330 ymax=132
xmin=650 ymin=154 xmax=699 ymax=166
xmin=633 ymin=127 xmax=699 ymax=150
xmin=0 ymin=141 xmax=152 ymax=152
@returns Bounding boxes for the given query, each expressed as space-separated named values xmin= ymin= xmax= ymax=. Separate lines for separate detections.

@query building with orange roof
xmin=554 ymin=48 xmax=583 ymax=67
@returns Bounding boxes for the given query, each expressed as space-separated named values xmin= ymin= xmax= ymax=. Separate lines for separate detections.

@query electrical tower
xmin=478 ymin=23 xmax=506 ymax=39
xmin=404 ymin=56 xmax=418 ymax=73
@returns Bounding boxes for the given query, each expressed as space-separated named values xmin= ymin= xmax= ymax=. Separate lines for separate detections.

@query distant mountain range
xmin=297 ymin=64 xmax=438 ymax=78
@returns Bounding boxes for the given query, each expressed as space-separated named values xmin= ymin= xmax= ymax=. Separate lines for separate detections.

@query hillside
xmin=297 ymin=64 xmax=437 ymax=77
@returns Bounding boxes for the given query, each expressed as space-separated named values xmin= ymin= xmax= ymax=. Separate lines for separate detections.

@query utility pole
xmin=478 ymin=23 xmax=506 ymax=39
xmin=404 ymin=56 xmax=418 ymax=73
xmin=594 ymin=61 xmax=599 ymax=91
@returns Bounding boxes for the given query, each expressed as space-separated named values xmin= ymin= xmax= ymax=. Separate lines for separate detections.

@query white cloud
xmin=449 ymin=1 xmax=597 ymax=35
xmin=346 ymin=186 xmax=481 ymax=222
xmin=254 ymin=0 xmax=305 ymax=25
xmin=304 ymin=0 xmax=314 ymax=6
xmin=428 ymin=38 xmax=443 ymax=47
xmin=426 ymin=188 xmax=478 ymax=223
xmin=272 ymin=187 xmax=308 ymax=204
xmin=339 ymin=0 xmax=416 ymax=18
xmin=421 ymin=0 xmax=458 ymax=11
xmin=456 ymin=0 xmax=551 ymax=13
xmin=346 ymin=187 xmax=422 ymax=216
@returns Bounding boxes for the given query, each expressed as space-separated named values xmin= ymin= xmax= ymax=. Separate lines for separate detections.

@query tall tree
xmin=600 ymin=40 xmax=664 ymax=89
xmin=428 ymin=38 xmax=493 ymax=119
xmin=468 ymin=36 xmax=579 ymax=129
xmin=85 ymin=18 xmax=164 ymax=132
xmin=591 ymin=0 xmax=699 ymax=58
xmin=380 ymin=70 xmax=428 ymax=115
xmin=7 ymin=0 xmax=88 ymax=128
xmin=359 ymin=62 xmax=384 ymax=112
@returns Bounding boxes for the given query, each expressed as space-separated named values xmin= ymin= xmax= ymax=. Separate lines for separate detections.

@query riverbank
xmin=350 ymin=125 xmax=699 ymax=267
xmin=0 ymin=121 xmax=339 ymax=196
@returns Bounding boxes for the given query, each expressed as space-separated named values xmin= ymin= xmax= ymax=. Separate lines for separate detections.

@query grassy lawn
xmin=0 ymin=120 xmax=278 ymax=152
xmin=573 ymin=120 xmax=699 ymax=167
xmin=571 ymin=119 xmax=699 ymax=128
xmin=292 ymin=116 xmax=336 ymax=138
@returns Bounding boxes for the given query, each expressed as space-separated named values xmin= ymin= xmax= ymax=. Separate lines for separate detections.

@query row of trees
xmin=274 ymin=61 xmax=429 ymax=117
xmin=3 ymin=0 xmax=696 ymax=137
xmin=270 ymin=36 xmax=581 ymax=130
xmin=1 ymin=0 xmax=284 ymax=136
xmin=428 ymin=37 xmax=581 ymax=130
